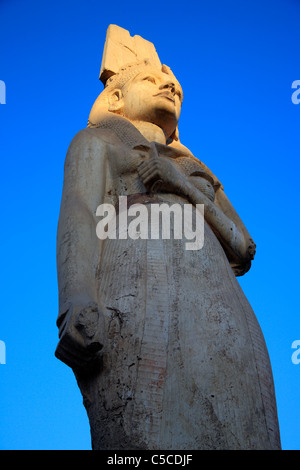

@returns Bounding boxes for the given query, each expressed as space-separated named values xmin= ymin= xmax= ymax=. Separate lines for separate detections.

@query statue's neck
xmin=130 ymin=121 xmax=167 ymax=145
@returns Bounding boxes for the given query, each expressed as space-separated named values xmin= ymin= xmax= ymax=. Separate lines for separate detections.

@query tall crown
xmin=99 ymin=25 xmax=162 ymax=85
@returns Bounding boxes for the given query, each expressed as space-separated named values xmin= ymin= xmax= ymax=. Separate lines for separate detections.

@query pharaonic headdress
xmin=87 ymin=25 xmax=181 ymax=141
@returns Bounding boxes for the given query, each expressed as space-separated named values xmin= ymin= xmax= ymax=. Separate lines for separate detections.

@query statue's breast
xmin=106 ymin=143 xmax=148 ymax=196
xmin=105 ymin=140 xmax=216 ymax=202
xmin=173 ymin=156 xmax=216 ymax=202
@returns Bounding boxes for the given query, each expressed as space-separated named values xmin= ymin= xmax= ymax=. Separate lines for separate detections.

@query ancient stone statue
xmin=55 ymin=25 xmax=281 ymax=450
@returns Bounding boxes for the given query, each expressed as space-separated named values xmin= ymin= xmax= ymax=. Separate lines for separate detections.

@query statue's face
xmin=116 ymin=68 xmax=183 ymax=138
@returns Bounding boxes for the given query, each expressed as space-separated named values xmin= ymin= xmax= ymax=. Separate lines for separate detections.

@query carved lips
xmin=153 ymin=91 xmax=175 ymax=103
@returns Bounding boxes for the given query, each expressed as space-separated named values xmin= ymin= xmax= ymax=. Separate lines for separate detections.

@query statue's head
xmin=88 ymin=26 xmax=184 ymax=142
xmin=88 ymin=60 xmax=183 ymax=141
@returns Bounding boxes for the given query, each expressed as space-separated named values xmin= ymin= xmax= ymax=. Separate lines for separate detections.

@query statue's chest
xmin=105 ymin=143 xmax=216 ymax=202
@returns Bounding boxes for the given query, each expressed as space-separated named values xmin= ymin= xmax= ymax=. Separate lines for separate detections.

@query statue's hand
xmin=55 ymin=300 xmax=105 ymax=373
xmin=138 ymin=155 xmax=183 ymax=193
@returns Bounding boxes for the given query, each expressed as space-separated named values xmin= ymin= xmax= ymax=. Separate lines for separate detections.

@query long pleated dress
xmin=60 ymin=115 xmax=281 ymax=450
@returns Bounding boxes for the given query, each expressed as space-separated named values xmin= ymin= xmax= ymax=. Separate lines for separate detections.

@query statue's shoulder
xmin=65 ymin=127 xmax=121 ymax=172
xmin=61 ymin=129 xmax=107 ymax=183
xmin=68 ymin=127 xmax=118 ymax=151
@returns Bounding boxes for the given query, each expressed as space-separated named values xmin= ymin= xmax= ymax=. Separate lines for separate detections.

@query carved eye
xmin=143 ymin=76 xmax=156 ymax=84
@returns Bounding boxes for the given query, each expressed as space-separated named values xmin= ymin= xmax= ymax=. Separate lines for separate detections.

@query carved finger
xmin=142 ymin=171 xmax=162 ymax=185
xmin=137 ymin=164 xmax=152 ymax=177
xmin=139 ymin=167 xmax=160 ymax=182
xmin=137 ymin=165 xmax=155 ymax=180
xmin=138 ymin=159 xmax=159 ymax=172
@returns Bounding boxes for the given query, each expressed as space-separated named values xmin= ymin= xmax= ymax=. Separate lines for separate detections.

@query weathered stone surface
xmin=100 ymin=24 xmax=162 ymax=84
xmin=55 ymin=25 xmax=281 ymax=450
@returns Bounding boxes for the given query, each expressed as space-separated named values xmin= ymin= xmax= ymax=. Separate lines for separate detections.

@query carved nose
xmin=160 ymin=81 xmax=176 ymax=94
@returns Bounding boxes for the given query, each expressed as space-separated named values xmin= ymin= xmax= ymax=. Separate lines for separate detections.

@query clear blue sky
xmin=0 ymin=0 xmax=300 ymax=450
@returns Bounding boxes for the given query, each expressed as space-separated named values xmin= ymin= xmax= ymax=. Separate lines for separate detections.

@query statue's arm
xmin=138 ymin=155 xmax=255 ymax=275
xmin=55 ymin=129 xmax=107 ymax=371
xmin=213 ymin=188 xmax=256 ymax=275
xmin=176 ymin=180 xmax=255 ymax=275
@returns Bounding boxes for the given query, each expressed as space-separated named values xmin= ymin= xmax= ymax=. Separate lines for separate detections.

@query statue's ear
xmin=108 ymin=89 xmax=124 ymax=113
